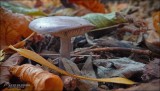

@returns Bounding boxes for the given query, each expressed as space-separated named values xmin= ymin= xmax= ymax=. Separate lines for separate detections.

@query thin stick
xmin=74 ymin=47 xmax=153 ymax=56
xmin=39 ymin=53 xmax=100 ymax=57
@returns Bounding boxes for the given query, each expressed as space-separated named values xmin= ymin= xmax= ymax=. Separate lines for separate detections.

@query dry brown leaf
xmin=145 ymin=31 xmax=160 ymax=54
xmin=93 ymin=58 xmax=145 ymax=78
xmin=10 ymin=64 xmax=63 ymax=91
xmin=0 ymin=7 xmax=32 ymax=49
xmin=69 ymin=0 xmax=105 ymax=13
xmin=152 ymin=11 xmax=160 ymax=35
xmin=142 ymin=58 xmax=160 ymax=81
xmin=0 ymin=53 xmax=24 ymax=85
xmin=78 ymin=56 xmax=98 ymax=91
xmin=9 ymin=45 xmax=136 ymax=85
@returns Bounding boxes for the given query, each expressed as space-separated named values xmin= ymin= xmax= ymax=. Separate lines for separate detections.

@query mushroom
xmin=29 ymin=16 xmax=95 ymax=59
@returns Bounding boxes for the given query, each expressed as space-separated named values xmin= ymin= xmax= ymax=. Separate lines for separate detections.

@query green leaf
xmin=82 ymin=12 xmax=127 ymax=29
xmin=82 ymin=13 xmax=112 ymax=28
xmin=0 ymin=1 xmax=46 ymax=16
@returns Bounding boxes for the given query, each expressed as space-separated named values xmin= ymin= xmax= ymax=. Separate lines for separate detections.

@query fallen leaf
xmin=78 ymin=56 xmax=98 ymax=91
xmin=61 ymin=58 xmax=81 ymax=75
xmin=10 ymin=64 xmax=63 ymax=91
xmin=82 ymin=12 xmax=127 ymax=29
xmin=145 ymin=31 xmax=160 ymax=54
xmin=0 ymin=7 xmax=32 ymax=49
xmin=114 ymin=79 xmax=160 ymax=91
xmin=0 ymin=1 xmax=46 ymax=16
xmin=93 ymin=58 xmax=145 ymax=78
xmin=0 ymin=53 xmax=24 ymax=85
xmin=142 ymin=58 xmax=160 ymax=81
xmin=68 ymin=0 xmax=105 ymax=13
xmin=60 ymin=58 xmax=80 ymax=91
xmin=8 ymin=45 xmax=136 ymax=85
xmin=152 ymin=11 xmax=160 ymax=35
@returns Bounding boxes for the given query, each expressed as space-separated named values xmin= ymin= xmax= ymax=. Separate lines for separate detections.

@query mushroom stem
xmin=60 ymin=37 xmax=72 ymax=59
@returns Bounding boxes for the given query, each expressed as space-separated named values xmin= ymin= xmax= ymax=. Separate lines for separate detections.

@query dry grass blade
xmin=8 ymin=45 xmax=136 ymax=85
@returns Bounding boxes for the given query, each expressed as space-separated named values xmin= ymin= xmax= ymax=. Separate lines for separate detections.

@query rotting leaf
xmin=10 ymin=64 xmax=63 ymax=91
xmin=61 ymin=58 xmax=81 ymax=75
xmin=60 ymin=58 xmax=81 ymax=91
xmin=78 ymin=56 xmax=98 ymax=91
xmin=8 ymin=45 xmax=136 ymax=85
xmin=93 ymin=58 xmax=145 ymax=78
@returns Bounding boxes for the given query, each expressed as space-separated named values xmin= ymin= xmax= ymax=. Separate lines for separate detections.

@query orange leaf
xmin=69 ymin=0 xmax=105 ymax=13
xmin=10 ymin=64 xmax=63 ymax=91
xmin=0 ymin=7 xmax=33 ymax=49
xmin=9 ymin=45 xmax=136 ymax=85
xmin=152 ymin=11 xmax=160 ymax=35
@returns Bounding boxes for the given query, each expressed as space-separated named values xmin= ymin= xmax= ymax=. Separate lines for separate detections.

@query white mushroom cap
xmin=29 ymin=16 xmax=95 ymax=37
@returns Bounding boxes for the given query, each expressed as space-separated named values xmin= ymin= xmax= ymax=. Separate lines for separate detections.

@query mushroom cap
xmin=29 ymin=16 xmax=95 ymax=37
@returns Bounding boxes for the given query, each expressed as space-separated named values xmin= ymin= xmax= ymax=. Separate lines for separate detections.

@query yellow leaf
xmin=9 ymin=45 xmax=136 ymax=85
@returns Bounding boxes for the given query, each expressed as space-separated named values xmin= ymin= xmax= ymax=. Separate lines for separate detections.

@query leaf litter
xmin=0 ymin=0 xmax=160 ymax=91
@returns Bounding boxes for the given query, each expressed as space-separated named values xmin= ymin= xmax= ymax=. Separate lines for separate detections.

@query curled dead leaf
xmin=10 ymin=64 xmax=63 ymax=91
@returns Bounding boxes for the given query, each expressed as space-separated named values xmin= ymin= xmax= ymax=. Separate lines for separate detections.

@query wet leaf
xmin=10 ymin=64 xmax=63 ymax=91
xmin=0 ymin=1 xmax=46 ymax=16
xmin=8 ymin=46 xmax=136 ymax=85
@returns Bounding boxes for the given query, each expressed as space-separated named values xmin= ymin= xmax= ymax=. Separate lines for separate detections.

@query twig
xmin=39 ymin=53 xmax=100 ymax=57
xmin=74 ymin=47 xmax=153 ymax=56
